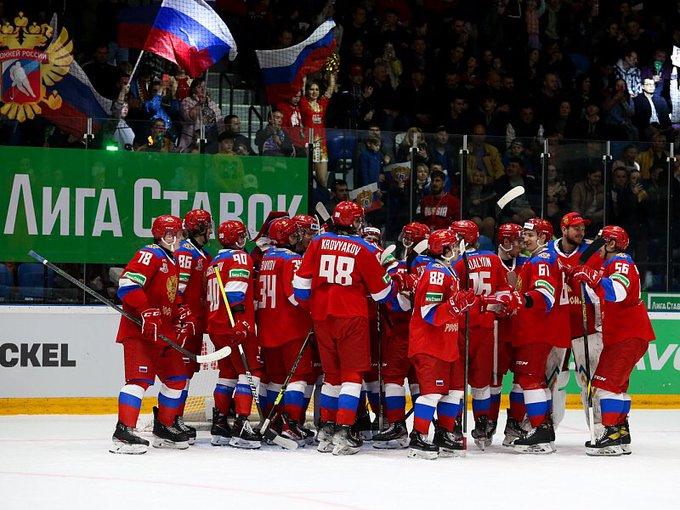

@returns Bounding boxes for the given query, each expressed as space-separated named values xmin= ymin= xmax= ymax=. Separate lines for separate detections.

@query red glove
xmin=229 ymin=319 xmax=251 ymax=344
xmin=571 ymin=265 xmax=602 ymax=288
xmin=175 ymin=321 xmax=195 ymax=347
xmin=496 ymin=291 xmax=524 ymax=317
xmin=448 ymin=289 xmax=477 ymax=315
xmin=177 ymin=304 xmax=192 ymax=322
xmin=392 ymin=272 xmax=417 ymax=293
xmin=479 ymin=294 xmax=504 ymax=314
xmin=141 ymin=308 xmax=162 ymax=342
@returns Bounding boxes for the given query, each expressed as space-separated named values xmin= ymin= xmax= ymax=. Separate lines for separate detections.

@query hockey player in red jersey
xmin=497 ymin=218 xmax=570 ymax=453
xmin=571 ymin=226 xmax=655 ymax=456
xmin=408 ymin=228 xmax=478 ymax=459
xmin=493 ymin=223 xmax=529 ymax=442
xmin=293 ymin=214 xmax=321 ymax=250
xmin=206 ymin=219 xmax=263 ymax=449
xmin=450 ymin=220 xmax=512 ymax=449
xmin=257 ymin=217 xmax=314 ymax=445
xmin=548 ymin=212 xmax=604 ymax=428
xmin=110 ymin=215 xmax=191 ymax=454
xmin=293 ymin=201 xmax=397 ymax=455
xmin=173 ymin=209 xmax=213 ymax=443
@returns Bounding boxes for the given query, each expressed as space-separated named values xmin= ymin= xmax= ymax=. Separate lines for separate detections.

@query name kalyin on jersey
xmin=116 ymin=244 xmax=180 ymax=342
xmin=293 ymin=232 xmax=392 ymax=321
xmin=409 ymin=260 xmax=462 ymax=362
xmin=206 ymin=248 xmax=255 ymax=335
xmin=175 ymin=239 xmax=212 ymax=322
xmin=256 ymin=247 xmax=312 ymax=347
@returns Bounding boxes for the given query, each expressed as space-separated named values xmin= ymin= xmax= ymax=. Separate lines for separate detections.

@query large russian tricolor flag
xmin=142 ymin=0 xmax=237 ymax=78
xmin=42 ymin=61 xmax=113 ymax=137
xmin=255 ymin=20 xmax=336 ymax=104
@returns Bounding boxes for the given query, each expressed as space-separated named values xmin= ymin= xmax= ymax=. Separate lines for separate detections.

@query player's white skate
xmin=316 ymin=422 xmax=336 ymax=453
xmin=331 ymin=425 xmax=363 ymax=455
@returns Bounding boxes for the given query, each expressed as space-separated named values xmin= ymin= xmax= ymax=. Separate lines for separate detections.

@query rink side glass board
xmin=0 ymin=308 xmax=678 ymax=414
xmin=0 ymin=146 xmax=308 ymax=264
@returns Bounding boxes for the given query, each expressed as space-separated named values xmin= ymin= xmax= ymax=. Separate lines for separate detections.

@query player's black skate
xmin=585 ymin=425 xmax=623 ymax=456
xmin=472 ymin=416 xmax=492 ymax=450
xmin=152 ymin=410 xmax=190 ymax=450
xmin=332 ymin=425 xmax=363 ymax=456
xmin=407 ymin=430 xmax=439 ymax=460
xmin=316 ymin=421 xmax=336 ymax=453
xmin=512 ymin=421 xmax=556 ymax=454
xmin=298 ymin=422 xmax=316 ymax=445
xmin=174 ymin=415 xmax=196 ymax=445
xmin=280 ymin=414 xmax=307 ymax=447
xmin=434 ymin=425 xmax=466 ymax=457
xmin=619 ymin=420 xmax=631 ymax=455
xmin=354 ymin=408 xmax=374 ymax=441
xmin=109 ymin=421 xmax=149 ymax=454
xmin=229 ymin=416 xmax=262 ymax=449
xmin=210 ymin=407 xmax=232 ymax=446
xmin=372 ymin=420 xmax=409 ymax=449
xmin=503 ymin=410 xmax=526 ymax=447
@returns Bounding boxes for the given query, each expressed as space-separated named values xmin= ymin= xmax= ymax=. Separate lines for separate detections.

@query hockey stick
xmin=28 ymin=250 xmax=231 ymax=364
xmin=315 ymin=202 xmax=331 ymax=228
xmin=496 ymin=186 xmax=525 ymax=211
xmin=413 ymin=238 xmax=428 ymax=254
xmin=212 ymin=264 xmax=264 ymax=419
xmin=259 ymin=330 xmax=315 ymax=449
xmin=459 ymin=237 xmax=471 ymax=449
xmin=376 ymin=303 xmax=384 ymax=432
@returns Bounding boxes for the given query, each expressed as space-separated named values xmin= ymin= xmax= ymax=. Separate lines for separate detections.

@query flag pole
xmin=128 ymin=50 xmax=145 ymax=83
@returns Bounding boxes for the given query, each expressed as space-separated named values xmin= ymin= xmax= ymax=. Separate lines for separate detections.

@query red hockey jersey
xmin=175 ymin=239 xmax=212 ymax=325
xmin=596 ymin=254 xmax=655 ymax=345
xmin=206 ymin=248 xmax=255 ymax=335
xmin=409 ymin=259 xmax=462 ymax=362
xmin=256 ymin=247 xmax=312 ymax=347
xmin=419 ymin=193 xmax=461 ymax=230
xmin=116 ymin=244 xmax=180 ymax=342
xmin=497 ymin=255 xmax=528 ymax=343
xmin=293 ymin=232 xmax=393 ymax=321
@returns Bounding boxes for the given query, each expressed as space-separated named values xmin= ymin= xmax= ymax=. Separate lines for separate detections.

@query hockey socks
xmin=437 ymin=391 xmax=464 ymax=432
xmin=599 ymin=390 xmax=626 ymax=426
xmin=413 ymin=394 xmax=440 ymax=435
xmin=337 ymin=382 xmax=362 ymax=426
xmin=158 ymin=377 xmax=188 ymax=426
xmin=234 ymin=374 xmax=260 ymax=417
xmin=284 ymin=381 xmax=307 ymax=423
xmin=471 ymin=386 xmax=491 ymax=421
xmin=509 ymin=384 xmax=526 ymax=422
xmin=384 ymin=383 xmax=406 ymax=423
xmin=620 ymin=393 xmax=631 ymax=423
xmin=489 ymin=386 xmax=502 ymax=422
xmin=214 ymin=378 xmax=236 ymax=415
xmin=523 ymin=388 xmax=549 ymax=428
xmin=266 ymin=382 xmax=282 ymax=417
xmin=118 ymin=383 xmax=148 ymax=428
xmin=319 ymin=383 xmax=340 ymax=424
xmin=176 ymin=379 xmax=190 ymax=417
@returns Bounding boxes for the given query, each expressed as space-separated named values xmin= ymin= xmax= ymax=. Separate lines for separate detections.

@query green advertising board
xmin=0 ymin=146 xmax=308 ymax=263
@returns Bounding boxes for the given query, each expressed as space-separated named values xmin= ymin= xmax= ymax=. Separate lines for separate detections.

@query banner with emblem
xmin=0 ymin=146 xmax=308 ymax=264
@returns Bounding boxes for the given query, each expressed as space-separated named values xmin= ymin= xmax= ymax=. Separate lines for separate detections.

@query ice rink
xmin=1 ymin=410 xmax=678 ymax=510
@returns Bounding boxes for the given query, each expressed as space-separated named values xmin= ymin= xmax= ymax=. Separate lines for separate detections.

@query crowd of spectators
xmin=1 ymin=1 xmax=680 ymax=295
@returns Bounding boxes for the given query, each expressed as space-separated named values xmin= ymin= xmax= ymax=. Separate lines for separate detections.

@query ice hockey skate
xmin=229 ymin=416 xmax=262 ymax=449
xmin=152 ymin=412 xmax=190 ymax=450
xmin=210 ymin=407 xmax=232 ymax=446
xmin=332 ymin=425 xmax=363 ymax=455
xmin=316 ymin=421 xmax=336 ymax=453
xmin=174 ymin=414 xmax=196 ymax=445
xmin=512 ymin=421 xmax=556 ymax=454
xmin=472 ymin=415 xmax=492 ymax=450
xmin=586 ymin=425 xmax=624 ymax=456
xmin=407 ymin=430 xmax=439 ymax=460
xmin=619 ymin=420 xmax=632 ymax=455
xmin=372 ymin=421 xmax=409 ymax=449
xmin=434 ymin=426 xmax=466 ymax=457
xmin=109 ymin=421 xmax=149 ymax=455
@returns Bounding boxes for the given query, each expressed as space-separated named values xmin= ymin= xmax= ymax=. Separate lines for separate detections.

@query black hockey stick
xmin=376 ymin=304 xmax=384 ymax=432
xmin=28 ymin=250 xmax=231 ymax=363
xmin=460 ymin=237 xmax=471 ymax=450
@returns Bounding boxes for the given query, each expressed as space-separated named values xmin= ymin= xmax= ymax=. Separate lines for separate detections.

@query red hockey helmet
xmin=523 ymin=217 xmax=553 ymax=241
xmin=497 ymin=223 xmax=523 ymax=244
xmin=332 ymin=201 xmax=364 ymax=227
xmin=451 ymin=219 xmax=480 ymax=245
xmin=218 ymin=219 xmax=248 ymax=248
xmin=151 ymin=215 xmax=183 ymax=240
xmin=428 ymin=228 xmax=459 ymax=258
xmin=362 ymin=226 xmax=382 ymax=244
xmin=599 ymin=225 xmax=630 ymax=251
xmin=400 ymin=222 xmax=430 ymax=247
xmin=268 ymin=217 xmax=300 ymax=246
xmin=183 ymin=209 xmax=212 ymax=235
xmin=293 ymin=214 xmax=320 ymax=235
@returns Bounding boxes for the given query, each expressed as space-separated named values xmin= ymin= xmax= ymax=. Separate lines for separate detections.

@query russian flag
xmin=255 ymin=20 xmax=336 ymax=104
xmin=116 ymin=4 xmax=160 ymax=51
xmin=41 ymin=61 xmax=112 ymax=137
xmin=143 ymin=0 xmax=237 ymax=78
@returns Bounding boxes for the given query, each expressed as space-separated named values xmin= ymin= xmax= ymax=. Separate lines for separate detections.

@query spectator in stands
xmin=418 ymin=169 xmax=460 ymax=230
xmin=575 ymin=102 xmax=606 ymax=141
xmin=494 ymin=158 xmax=538 ymax=224
xmin=136 ymin=119 xmax=175 ymax=152
xmin=571 ymin=167 xmax=605 ymax=234
xmin=82 ymin=44 xmax=120 ymax=100
xmin=217 ymin=133 xmax=236 ymax=155
xmin=615 ymin=48 xmax=642 ymax=98
xmin=506 ymin=105 xmax=544 ymax=152
xmin=473 ymin=95 xmax=507 ymax=137
xmin=107 ymin=88 xmax=134 ymax=150
xmin=396 ymin=126 xmax=424 ymax=162
xmin=502 ymin=139 xmax=536 ymax=177
xmin=611 ymin=165 xmax=638 ymax=232
xmin=633 ymin=78 xmax=671 ymax=140
xmin=144 ymin=78 xmax=175 ymax=135
xmin=428 ymin=126 xmax=457 ymax=176
xmin=550 ymin=100 xmax=578 ymax=139
xmin=179 ymin=78 xmax=222 ymax=152
xmin=615 ymin=144 xmax=641 ymax=174
xmin=396 ymin=69 xmax=435 ymax=130
xmin=255 ymin=110 xmax=294 ymax=156
xmin=445 ymin=96 xmax=470 ymax=135
xmin=546 ymin=163 xmax=569 ymax=233
xmin=223 ymin=115 xmax=255 ymax=155
xmin=278 ymin=90 xmax=307 ymax=158
xmin=300 ymin=74 xmax=337 ymax=187
xmin=380 ymin=42 xmax=403 ymax=88
xmin=369 ymin=61 xmax=399 ymax=130
xmin=357 ymin=133 xmax=385 ymax=186
xmin=467 ymin=168 xmax=497 ymax=239
xmin=537 ymin=72 xmax=562 ymax=128
xmin=637 ymin=133 xmax=669 ymax=179
xmin=468 ymin=124 xmax=505 ymax=183
xmin=602 ymin=78 xmax=637 ymax=140
xmin=414 ymin=162 xmax=431 ymax=206
xmin=329 ymin=179 xmax=350 ymax=211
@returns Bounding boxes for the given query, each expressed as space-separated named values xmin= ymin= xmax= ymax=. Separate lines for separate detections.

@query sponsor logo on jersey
xmin=425 ymin=292 xmax=443 ymax=302
xmin=538 ymin=252 xmax=550 ymax=259
xmin=229 ymin=268 xmax=251 ymax=278
xmin=444 ymin=323 xmax=459 ymax=332
xmin=382 ymin=273 xmax=391 ymax=284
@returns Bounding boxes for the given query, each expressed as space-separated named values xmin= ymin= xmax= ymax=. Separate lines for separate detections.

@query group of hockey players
xmin=109 ymin=200 xmax=655 ymax=459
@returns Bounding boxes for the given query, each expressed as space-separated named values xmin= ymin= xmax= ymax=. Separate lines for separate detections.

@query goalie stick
xmin=28 ymin=250 xmax=231 ymax=364
xmin=212 ymin=263 xmax=298 ymax=450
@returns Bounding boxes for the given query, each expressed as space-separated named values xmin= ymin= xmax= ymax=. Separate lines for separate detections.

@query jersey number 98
xmin=319 ymin=255 xmax=354 ymax=286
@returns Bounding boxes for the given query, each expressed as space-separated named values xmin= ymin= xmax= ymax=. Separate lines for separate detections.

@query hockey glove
xmin=448 ymin=289 xmax=478 ymax=315
xmin=177 ymin=304 xmax=192 ymax=322
xmin=496 ymin=291 xmax=525 ymax=316
xmin=571 ymin=265 xmax=602 ymax=288
xmin=392 ymin=272 xmax=417 ymax=294
xmin=479 ymin=294 xmax=505 ymax=315
xmin=141 ymin=308 xmax=162 ymax=342
xmin=230 ymin=319 xmax=251 ymax=344
xmin=175 ymin=320 xmax=195 ymax=348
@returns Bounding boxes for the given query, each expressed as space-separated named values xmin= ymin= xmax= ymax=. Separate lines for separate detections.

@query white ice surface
xmin=1 ymin=410 xmax=679 ymax=510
